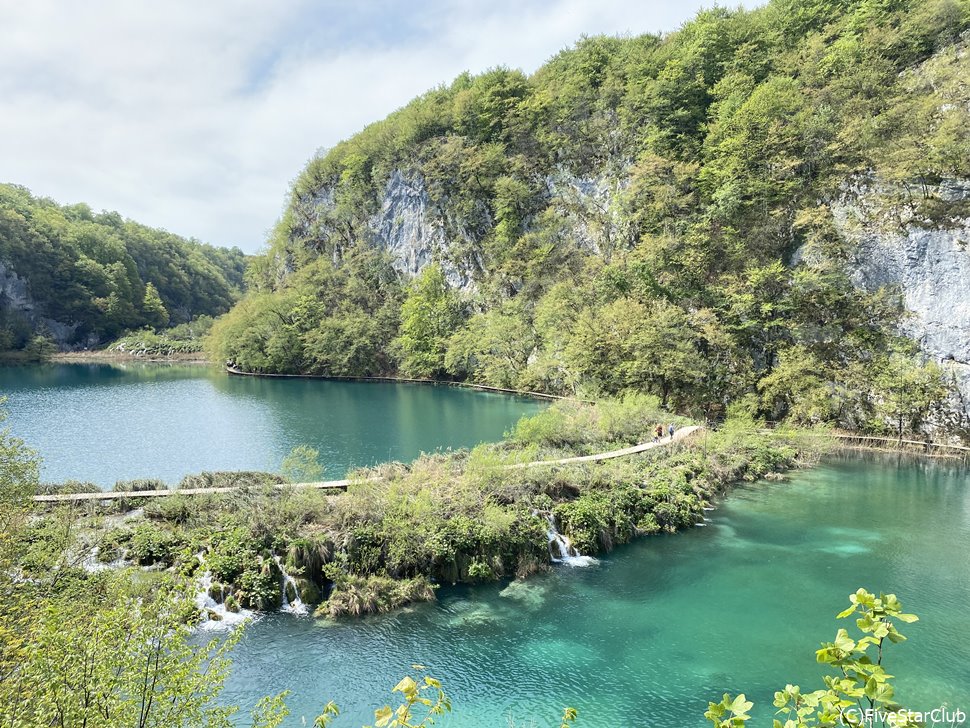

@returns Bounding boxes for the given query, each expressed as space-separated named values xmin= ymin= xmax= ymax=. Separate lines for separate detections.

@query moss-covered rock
xmin=317 ymin=574 xmax=436 ymax=619
xmin=294 ymin=577 xmax=321 ymax=604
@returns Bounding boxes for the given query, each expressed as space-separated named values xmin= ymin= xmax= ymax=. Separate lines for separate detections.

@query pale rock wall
xmin=362 ymin=167 xmax=625 ymax=285
xmin=835 ymin=192 xmax=970 ymax=413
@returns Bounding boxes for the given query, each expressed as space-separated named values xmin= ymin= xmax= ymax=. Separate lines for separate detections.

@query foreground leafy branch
xmin=705 ymin=589 xmax=920 ymax=728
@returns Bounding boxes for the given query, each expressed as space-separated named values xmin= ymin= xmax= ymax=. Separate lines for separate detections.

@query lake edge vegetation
xmin=7 ymin=395 xmax=935 ymax=727
xmin=25 ymin=395 xmax=832 ymax=621
xmin=0 ymin=183 xmax=247 ymax=358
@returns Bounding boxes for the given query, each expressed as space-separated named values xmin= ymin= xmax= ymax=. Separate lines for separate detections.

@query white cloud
xmin=0 ymin=0 xmax=757 ymax=252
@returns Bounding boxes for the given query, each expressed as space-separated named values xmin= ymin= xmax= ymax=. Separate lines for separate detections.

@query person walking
xmin=668 ymin=423 xmax=675 ymax=439
xmin=654 ymin=424 xmax=664 ymax=442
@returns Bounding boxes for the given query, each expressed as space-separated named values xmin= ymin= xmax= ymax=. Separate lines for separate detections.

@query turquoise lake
xmin=0 ymin=363 xmax=544 ymax=486
xmin=220 ymin=455 xmax=970 ymax=727
xmin=2 ymin=364 xmax=967 ymax=726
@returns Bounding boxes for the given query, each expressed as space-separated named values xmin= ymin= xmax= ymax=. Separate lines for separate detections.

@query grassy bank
xmin=25 ymin=396 xmax=832 ymax=620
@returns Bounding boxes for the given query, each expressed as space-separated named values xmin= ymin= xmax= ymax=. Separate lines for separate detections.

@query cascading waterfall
xmin=193 ymin=552 xmax=254 ymax=630
xmin=274 ymin=556 xmax=308 ymax=616
xmin=543 ymin=513 xmax=598 ymax=567
xmin=194 ymin=571 xmax=254 ymax=630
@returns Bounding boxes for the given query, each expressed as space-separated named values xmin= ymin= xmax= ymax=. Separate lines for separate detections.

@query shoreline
xmin=51 ymin=350 xmax=211 ymax=364
xmin=225 ymin=364 xmax=589 ymax=402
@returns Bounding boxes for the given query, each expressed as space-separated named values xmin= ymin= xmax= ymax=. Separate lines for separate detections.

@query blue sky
xmin=0 ymin=1 xmax=756 ymax=253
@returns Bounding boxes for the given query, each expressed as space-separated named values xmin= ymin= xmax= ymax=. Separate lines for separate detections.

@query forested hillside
xmin=209 ymin=0 xmax=970 ymax=437
xmin=0 ymin=184 xmax=246 ymax=351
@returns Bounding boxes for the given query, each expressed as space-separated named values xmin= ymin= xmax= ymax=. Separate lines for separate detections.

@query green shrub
xmin=97 ymin=529 xmax=131 ymax=563
xmin=128 ymin=523 xmax=179 ymax=566
xmin=319 ymin=574 xmax=436 ymax=618
xmin=177 ymin=471 xmax=285 ymax=490
xmin=467 ymin=559 xmax=496 ymax=582
xmin=113 ymin=479 xmax=166 ymax=492
xmin=35 ymin=480 xmax=101 ymax=495
xmin=237 ymin=559 xmax=282 ymax=610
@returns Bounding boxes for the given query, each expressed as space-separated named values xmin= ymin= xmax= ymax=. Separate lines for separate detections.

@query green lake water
xmin=219 ymin=456 xmax=970 ymax=727
xmin=0 ymin=363 xmax=544 ymax=486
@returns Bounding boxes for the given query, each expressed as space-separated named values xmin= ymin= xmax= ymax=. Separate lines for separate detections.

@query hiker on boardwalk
xmin=668 ymin=423 xmax=675 ymax=439
xmin=654 ymin=424 xmax=664 ymax=442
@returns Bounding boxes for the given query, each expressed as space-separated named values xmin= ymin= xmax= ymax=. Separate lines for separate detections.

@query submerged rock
xmin=498 ymin=580 xmax=548 ymax=611
xmin=446 ymin=602 xmax=501 ymax=628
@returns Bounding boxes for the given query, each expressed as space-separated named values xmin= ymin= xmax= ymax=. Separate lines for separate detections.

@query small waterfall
xmin=274 ymin=556 xmax=308 ymax=616
xmin=543 ymin=513 xmax=597 ymax=567
xmin=81 ymin=547 xmax=125 ymax=573
xmin=194 ymin=571 xmax=254 ymax=631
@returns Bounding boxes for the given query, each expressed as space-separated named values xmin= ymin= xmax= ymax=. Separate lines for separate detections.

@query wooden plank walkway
xmin=510 ymin=425 xmax=703 ymax=469
xmin=32 ymin=479 xmax=359 ymax=503
xmin=772 ymin=430 xmax=970 ymax=455
xmin=33 ymin=426 xmax=970 ymax=504
xmin=31 ymin=427 xmax=703 ymax=504
xmin=830 ymin=433 xmax=970 ymax=453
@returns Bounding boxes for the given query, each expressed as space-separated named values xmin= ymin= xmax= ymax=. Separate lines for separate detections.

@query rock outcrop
xmin=0 ymin=261 xmax=79 ymax=346
xmin=332 ymin=166 xmax=626 ymax=287
xmin=370 ymin=170 xmax=441 ymax=278
xmin=836 ymin=188 xmax=970 ymax=414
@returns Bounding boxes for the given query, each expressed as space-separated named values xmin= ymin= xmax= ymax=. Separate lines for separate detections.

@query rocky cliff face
xmin=836 ymin=186 xmax=970 ymax=414
xmin=316 ymin=159 xmax=970 ymax=414
xmin=370 ymin=170 xmax=442 ymax=278
xmin=0 ymin=261 xmax=79 ymax=346
xmin=351 ymin=167 xmax=623 ymax=286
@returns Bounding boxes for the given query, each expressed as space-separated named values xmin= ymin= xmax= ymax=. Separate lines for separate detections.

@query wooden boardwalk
xmin=31 ymin=427 xmax=703 ymax=504
xmin=510 ymin=425 xmax=703 ymax=469
xmin=32 ymin=479 xmax=358 ymax=503
xmin=833 ymin=433 xmax=970 ymax=451
xmin=32 ymin=426 xmax=970 ymax=504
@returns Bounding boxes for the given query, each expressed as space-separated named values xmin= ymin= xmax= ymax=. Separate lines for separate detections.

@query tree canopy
xmin=0 ymin=184 xmax=247 ymax=349
xmin=208 ymin=0 xmax=970 ymax=438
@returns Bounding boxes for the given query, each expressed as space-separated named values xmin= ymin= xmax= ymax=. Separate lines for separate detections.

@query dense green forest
xmin=0 ymin=183 xmax=247 ymax=351
xmin=209 ymin=0 xmax=970 ymax=437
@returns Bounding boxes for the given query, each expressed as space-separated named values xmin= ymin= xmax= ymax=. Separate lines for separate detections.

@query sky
xmin=0 ymin=1 xmax=754 ymax=253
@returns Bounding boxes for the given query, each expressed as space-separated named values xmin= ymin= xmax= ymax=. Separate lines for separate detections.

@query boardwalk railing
xmin=32 ymin=427 xmax=704 ymax=504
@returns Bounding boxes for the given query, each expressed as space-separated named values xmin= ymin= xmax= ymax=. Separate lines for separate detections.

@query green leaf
xmin=836 ymin=605 xmax=857 ymax=619
xmin=833 ymin=628 xmax=856 ymax=653
xmin=374 ymin=705 xmax=393 ymax=728
xmin=393 ymin=676 xmax=418 ymax=696
xmin=729 ymin=694 xmax=754 ymax=718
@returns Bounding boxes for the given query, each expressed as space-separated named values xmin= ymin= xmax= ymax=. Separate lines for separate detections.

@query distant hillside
xmin=0 ymin=184 xmax=246 ymax=350
xmin=209 ymin=0 xmax=970 ymax=439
